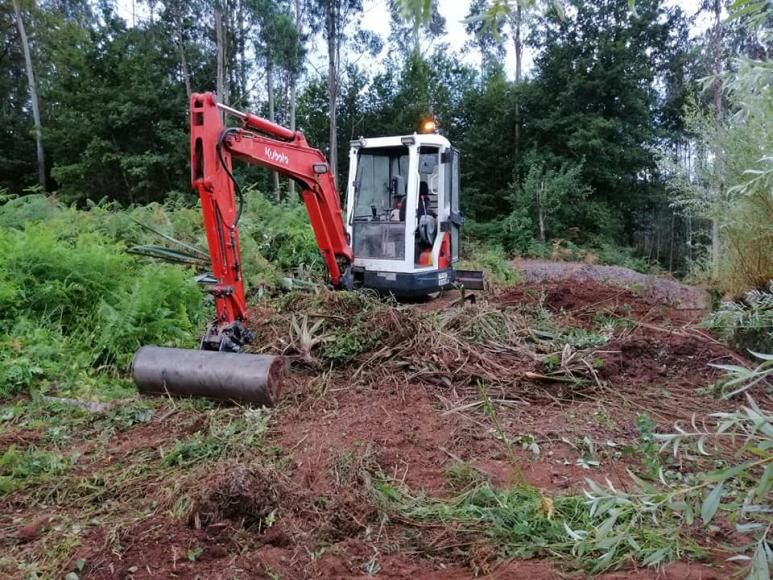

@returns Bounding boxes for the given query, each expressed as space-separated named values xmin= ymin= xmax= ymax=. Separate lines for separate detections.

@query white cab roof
xmin=351 ymin=133 xmax=451 ymax=150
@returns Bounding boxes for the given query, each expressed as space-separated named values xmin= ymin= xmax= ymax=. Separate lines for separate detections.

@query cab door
xmin=446 ymin=148 xmax=461 ymax=262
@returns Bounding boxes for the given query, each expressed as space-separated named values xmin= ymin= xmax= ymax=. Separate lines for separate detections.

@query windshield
xmin=352 ymin=147 xmax=409 ymax=261
xmin=353 ymin=147 xmax=409 ymax=220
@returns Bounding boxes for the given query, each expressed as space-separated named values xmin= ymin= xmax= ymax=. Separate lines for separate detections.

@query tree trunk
xmin=511 ymin=6 xmax=522 ymax=163
xmin=514 ymin=6 xmax=522 ymax=84
xmin=215 ymin=3 xmax=227 ymax=111
xmin=710 ymin=0 xmax=723 ymax=279
xmin=711 ymin=0 xmax=723 ymax=115
xmin=173 ymin=9 xmax=192 ymax=98
xmin=288 ymin=0 xmax=302 ymax=197
xmin=13 ymin=0 xmax=46 ymax=189
xmin=538 ymin=180 xmax=545 ymax=243
xmin=288 ymin=75 xmax=298 ymax=196
xmin=238 ymin=0 xmax=246 ymax=101
xmin=711 ymin=218 xmax=720 ymax=277
xmin=267 ymin=61 xmax=280 ymax=200
xmin=326 ymin=0 xmax=338 ymax=188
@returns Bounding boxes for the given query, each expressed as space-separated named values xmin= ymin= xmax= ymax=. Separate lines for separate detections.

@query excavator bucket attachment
xmin=454 ymin=269 xmax=486 ymax=291
xmin=132 ymin=346 xmax=284 ymax=406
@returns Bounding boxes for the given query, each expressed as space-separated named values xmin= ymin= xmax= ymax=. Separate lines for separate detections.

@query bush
xmin=0 ymin=206 xmax=207 ymax=399
xmin=240 ymin=193 xmax=323 ymax=275
xmin=704 ymin=283 xmax=773 ymax=353
xmin=0 ymin=189 xmax=338 ymax=399
xmin=458 ymin=244 xmax=520 ymax=287
xmin=594 ymin=242 xmax=650 ymax=273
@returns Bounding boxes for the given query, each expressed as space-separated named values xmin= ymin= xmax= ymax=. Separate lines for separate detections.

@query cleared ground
xmin=0 ymin=263 xmax=755 ymax=579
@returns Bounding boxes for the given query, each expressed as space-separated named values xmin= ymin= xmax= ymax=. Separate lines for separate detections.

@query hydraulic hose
xmin=216 ymin=127 xmax=245 ymax=229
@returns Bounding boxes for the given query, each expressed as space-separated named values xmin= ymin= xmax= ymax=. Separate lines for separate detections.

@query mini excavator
xmin=132 ymin=93 xmax=482 ymax=405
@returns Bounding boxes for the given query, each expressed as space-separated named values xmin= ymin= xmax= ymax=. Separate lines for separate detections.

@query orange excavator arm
xmin=189 ymin=92 xmax=353 ymax=350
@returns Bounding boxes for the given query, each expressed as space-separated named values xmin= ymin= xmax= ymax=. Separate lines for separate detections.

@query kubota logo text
xmin=265 ymin=147 xmax=289 ymax=165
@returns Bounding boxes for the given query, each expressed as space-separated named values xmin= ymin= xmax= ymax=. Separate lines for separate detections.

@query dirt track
xmin=0 ymin=265 xmax=751 ymax=579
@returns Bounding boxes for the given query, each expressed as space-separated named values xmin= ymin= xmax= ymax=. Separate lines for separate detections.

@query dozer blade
xmin=132 ymin=346 xmax=284 ymax=406
xmin=454 ymin=269 xmax=486 ymax=291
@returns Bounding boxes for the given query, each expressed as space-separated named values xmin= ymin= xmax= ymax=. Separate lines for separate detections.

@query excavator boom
xmin=188 ymin=92 xmax=352 ymax=349
xmin=133 ymin=93 xmax=353 ymax=404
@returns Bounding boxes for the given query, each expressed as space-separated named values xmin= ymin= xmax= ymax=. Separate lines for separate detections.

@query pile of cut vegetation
xmin=245 ymin=282 xmax=735 ymax=416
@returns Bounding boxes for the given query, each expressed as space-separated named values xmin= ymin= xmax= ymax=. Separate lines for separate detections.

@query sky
xmin=116 ymin=0 xmax=712 ymax=84
xmin=355 ymin=0 xmax=710 ymax=78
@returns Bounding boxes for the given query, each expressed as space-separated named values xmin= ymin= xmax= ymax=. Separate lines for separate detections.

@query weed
xmin=318 ymin=329 xmax=383 ymax=365
xmin=458 ymin=245 xmax=520 ymax=287
xmin=162 ymin=409 xmax=270 ymax=468
xmin=710 ymin=351 xmax=773 ymax=399
xmin=592 ymin=408 xmax=614 ymax=427
xmin=703 ymin=283 xmax=773 ymax=353
xmin=375 ymin=481 xmax=588 ymax=561
xmin=330 ymin=443 xmax=380 ymax=487
xmin=574 ymin=436 xmax=600 ymax=470
xmin=376 ymin=477 xmax=703 ymax=573
xmin=478 ymin=383 xmax=525 ymax=484
xmin=445 ymin=461 xmax=487 ymax=490
xmin=556 ymin=328 xmax=611 ymax=349
xmin=515 ymin=434 xmax=541 ymax=457
xmin=542 ymin=353 xmax=561 ymax=371
xmin=170 ymin=495 xmax=195 ymax=521
xmin=635 ymin=413 xmax=661 ymax=480
xmin=583 ymin=394 xmax=772 ymax=577
xmin=0 ymin=445 xmax=74 ymax=495
xmin=287 ymin=314 xmax=326 ymax=362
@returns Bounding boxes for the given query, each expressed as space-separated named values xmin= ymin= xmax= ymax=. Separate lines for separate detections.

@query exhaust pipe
xmin=132 ymin=346 xmax=284 ymax=407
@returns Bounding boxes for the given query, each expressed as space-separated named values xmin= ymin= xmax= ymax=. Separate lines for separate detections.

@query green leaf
xmin=701 ymin=482 xmax=724 ymax=525
xmin=755 ymin=463 xmax=773 ymax=501
xmin=748 ymin=539 xmax=771 ymax=580
xmin=703 ymin=461 xmax=754 ymax=482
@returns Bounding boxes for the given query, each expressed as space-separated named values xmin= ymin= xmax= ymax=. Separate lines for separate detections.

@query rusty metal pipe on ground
xmin=132 ymin=346 xmax=284 ymax=406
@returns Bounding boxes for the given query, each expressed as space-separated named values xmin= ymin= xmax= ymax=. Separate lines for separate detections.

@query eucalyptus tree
xmin=250 ymin=0 xmax=303 ymax=198
xmin=287 ymin=0 xmax=311 ymax=196
xmin=12 ymin=0 xmax=46 ymax=189
xmin=309 ymin=0 xmax=363 ymax=188
xmin=464 ymin=0 xmax=506 ymax=77
xmin=468 ymin=1 xmax=567 ymax=161
xmin=388 ymin=0 xmax=446 ymax=59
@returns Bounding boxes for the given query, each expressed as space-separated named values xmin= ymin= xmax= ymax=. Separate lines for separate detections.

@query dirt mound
xmin=188 ymin=464 xmax=280 ymax=530
xmin=514 ymin=258 xmax=709 ymax=310
xmin=597 ymin=331 xmax=731 ymax=416
xmin=496 ymin=279 xmax=701 ymax=327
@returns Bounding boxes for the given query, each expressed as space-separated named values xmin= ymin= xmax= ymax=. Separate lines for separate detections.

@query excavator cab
xmin=346 ymin=134 xmax=462 ymax=297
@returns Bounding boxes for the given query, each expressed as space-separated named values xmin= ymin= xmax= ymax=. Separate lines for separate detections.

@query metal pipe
xmin=132 ymin=346 xmax=284 ymax=406
xmin=216 ymin=101 xmax=247 ymax=120
xmin=215 ymin=101 xmax=296 ymax=141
